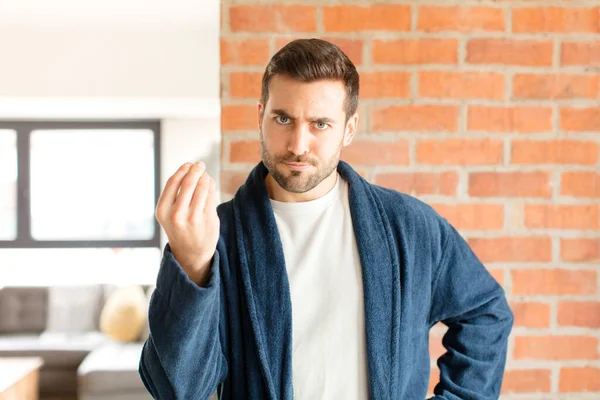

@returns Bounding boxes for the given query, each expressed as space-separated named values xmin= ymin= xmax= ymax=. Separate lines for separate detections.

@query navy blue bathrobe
xmin=139 ymin=161 xmax=514 ymax=400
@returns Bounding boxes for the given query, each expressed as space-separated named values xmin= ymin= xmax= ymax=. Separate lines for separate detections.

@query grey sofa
xmin=0 ymin=285 xmax=152 ymax=400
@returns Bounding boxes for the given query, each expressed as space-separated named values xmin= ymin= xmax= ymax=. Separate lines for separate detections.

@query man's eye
xmin=276 ymin=116 xmax=290 ymax=124
xmin=315 ymin=122 xmax=328 ymax=130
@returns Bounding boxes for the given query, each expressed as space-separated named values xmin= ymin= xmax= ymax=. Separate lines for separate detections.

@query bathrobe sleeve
xmin=427 ymin=222 xmax=514 ymax=400
xmin=139 ymin=244 xmax=228 ymax=400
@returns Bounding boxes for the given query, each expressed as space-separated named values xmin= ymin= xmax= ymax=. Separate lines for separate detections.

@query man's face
xmin=258 ymin=74 xmax=357 ymax=194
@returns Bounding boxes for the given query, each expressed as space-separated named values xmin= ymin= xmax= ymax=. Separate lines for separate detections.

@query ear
xmin=257 ymin=102 xmax=264 ymax=132
xmin=342 ymin=112 xmax=359 ymax=147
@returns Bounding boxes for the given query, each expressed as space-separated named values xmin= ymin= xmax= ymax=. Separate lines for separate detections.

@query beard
xmin=260 ymin=135 xmax=342 ymax=194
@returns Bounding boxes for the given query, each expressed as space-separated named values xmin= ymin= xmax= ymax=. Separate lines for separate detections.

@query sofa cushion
xmin=0 ymin=331 xmax=107 ymax=368
xmin=78 ymin=342 xmax=146 ymax=393
xmin=0 ymin=286 xmax=48 ymax=333
xmin=46 ymin=285 xmax=104 ymax=332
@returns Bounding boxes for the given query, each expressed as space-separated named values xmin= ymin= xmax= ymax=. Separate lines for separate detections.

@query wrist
xmin=186 ymin=256 xmax=214 ymax=287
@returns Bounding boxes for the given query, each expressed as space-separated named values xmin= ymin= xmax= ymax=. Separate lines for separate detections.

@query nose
xmin=287 ymin=124 xmax=310 ymax=156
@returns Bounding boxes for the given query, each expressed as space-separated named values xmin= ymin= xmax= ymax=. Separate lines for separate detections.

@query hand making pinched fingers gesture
xmin=155 ymin=161 xmax=220 ymax=286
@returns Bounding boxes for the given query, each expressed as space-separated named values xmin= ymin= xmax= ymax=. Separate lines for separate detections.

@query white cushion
xmin=78 ymin=342 xmax=146 ymax=393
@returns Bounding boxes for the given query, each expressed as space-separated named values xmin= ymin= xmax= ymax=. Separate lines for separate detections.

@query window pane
xmin=30 ymin=129 xmax=156 ymax=240
xmin=0 ymin=130 xmax=17 ymax=240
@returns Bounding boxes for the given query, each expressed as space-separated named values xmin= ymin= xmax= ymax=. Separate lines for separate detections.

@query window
xmin=30 ymin=129 xmax=156 ymax=241
xmin=0 ymin=121 xmax=160 ymax=248
xmin=0 ymin=121 xmax=161 ymax=285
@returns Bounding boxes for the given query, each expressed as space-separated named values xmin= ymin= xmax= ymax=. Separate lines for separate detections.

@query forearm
xmin=433 ymin=289 xmax=513 ymax=399
xmin=429 ymin=221 xmax=514 ymax=399
xmin=139 ymin=248 xmax=227 ymax=399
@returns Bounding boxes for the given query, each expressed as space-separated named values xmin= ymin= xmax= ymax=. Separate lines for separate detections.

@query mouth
xmin=283 ymin=161 xmax=312 ymax=171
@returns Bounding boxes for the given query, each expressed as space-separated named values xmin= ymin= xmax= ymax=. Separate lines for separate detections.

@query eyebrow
xmin=270 ymin=109 xmax=337 ymax=124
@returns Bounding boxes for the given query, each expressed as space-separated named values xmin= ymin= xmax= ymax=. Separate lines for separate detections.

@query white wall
xmin=0 ymin=0 xmax=219 ymax=98
xmin=0 ymin=22 xmax=218 ymax=98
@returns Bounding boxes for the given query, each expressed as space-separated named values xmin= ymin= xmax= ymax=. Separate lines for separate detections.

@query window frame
xmin=0 ymin=120 xmax=161 ymax=249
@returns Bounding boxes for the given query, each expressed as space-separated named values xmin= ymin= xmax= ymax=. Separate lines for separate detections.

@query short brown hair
xmin=260 ymin=38 xmax=359 ymax=119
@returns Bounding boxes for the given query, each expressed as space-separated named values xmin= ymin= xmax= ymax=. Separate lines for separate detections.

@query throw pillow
xmin=46 ymin=285 xmax=104 ymax=332
xmin=99 ymin=285 xmax=147 ymax=342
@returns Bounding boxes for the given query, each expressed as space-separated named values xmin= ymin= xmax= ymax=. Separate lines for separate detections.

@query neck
xmin=265 ymin=170 xmax=338 ymax=203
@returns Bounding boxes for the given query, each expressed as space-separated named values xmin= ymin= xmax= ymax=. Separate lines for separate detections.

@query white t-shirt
xmin=269 ymin=174 xmax=368 ymax=399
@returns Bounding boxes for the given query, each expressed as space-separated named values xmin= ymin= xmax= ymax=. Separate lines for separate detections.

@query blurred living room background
xmin=1 ymin=0 xmax=599 ymax=399
xmin=0 ymin=0 xmax=219 ymax=399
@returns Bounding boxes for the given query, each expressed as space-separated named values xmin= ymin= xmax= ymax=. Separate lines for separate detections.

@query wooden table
xmin=0 ymin=357 xmax=43 ymax=400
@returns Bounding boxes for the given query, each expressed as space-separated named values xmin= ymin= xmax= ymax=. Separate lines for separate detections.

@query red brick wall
xmin=220 ymin=1 xmax=600 ymax=397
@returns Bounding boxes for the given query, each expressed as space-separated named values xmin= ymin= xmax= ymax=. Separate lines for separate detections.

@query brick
xmin=229 ymin=140 xmax=261 ymax=164
xmin=501 ymin=369 xmax=551 ymax=394
xmin=354 ymin=169 xmax=368 ymax=179
xmin=221 ymin=38 xmax=270 ymax=66
xmin=357 ymin=102 xmax=369 ymax=133
xmin=429 ymin=333 xmax=446 ymax=360
xmin=322 ymin=38 xmax=363 ymax=66
xmin=275 ymin=37 xmax=298 ymax=52
xmin=230 ymin=72 xmax=262 ymax=99
xmin=560 ymin=367 xmax=600 ymax=392
xmin=221 ymin=105 xmax=257 ymax=132
xmin=230 ymin=5 xmax=316 ymax=33
xmin=220 ymin=1 xmax=225 ymax=31
xmin=221 ymin=170 xmax=250 ymax=195
xmin=418 ymin=71 xmax=505 ymax=100
xmin=490 ymin=269 xmax=505 ymax=286
xmin=562 ymin=41 xmax=600 ymax=66
xmin=323 ymin=4 xmax=411 ymax=32
xmin=469 ymin=171 xmax=552 ymax=198
xmin=275 ymin=37 xmax=364 ymax=66
xmin=417 ymin=139 xmax=504 ymax=166
xmin=371 ymin=105 xmax=459 ymax=132
xmin=468 ymin=106 xmax=553 ymax=133
xmin=511 ymin=302 xmax=551 ymax=328
xmin=428 ymin=368 xmax=440 ymax=394
xmin=512 ymin=269 xmax=597 ymax=296
xmin=513 ymin=73 xmax=599 ymax=100
xmin=341 ymin=140 xmax=409 ymax=166
xmin=561 ymin=238 xmax=600 ymax=262
xmin=560 ymin=107 xmax=600 ymax=132
xmin=431 ymin=203 xmax=504 ymax=230
xmin=525 ymin=204 xmax=599 ymax=229
xmin=514 ymin=335 xmax=599 ymax=360
xmin=374 ymin=172 xmax=458 ymax=196
xmin=468 ymin=237 xmax=552 ymax=262
xmin=562 ymin=172 xmax=600 ymax=198
xmin=373 ymin=39 xmax=458 ymax=65
xmin=513 ymin=7 xmax=600 ymax=33
xmin=361 ymin=72 xmax=411 ymax=99
xmin=558 ymin=302 xmax=600 ymax=328
xmin=512 ymin=140 xmax=599 ymax=165
xmin=418 ymin=6 xmax=505 ymax=33
xmin=467 ymin=39 xmax=553 ymax=66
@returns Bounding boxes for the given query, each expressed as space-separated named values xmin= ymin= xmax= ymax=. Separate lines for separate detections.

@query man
xmin=139 ymin=38 xmax=513 ymax=400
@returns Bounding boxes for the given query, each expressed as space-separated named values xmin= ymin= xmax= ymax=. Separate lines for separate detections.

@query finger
xmin=157 ymin=162 xmax=193 ymax=208
xmin=173 ymin=162 xmax=206 ymax=210
xmin=204 ymin=176 xmax=217 ymax=214
xmin=190 ymin=172 xmax=211 ymax=214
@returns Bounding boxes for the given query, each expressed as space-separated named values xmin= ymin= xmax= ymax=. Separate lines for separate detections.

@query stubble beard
xmin=260 ymin=132 xmax=342 ymax=194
